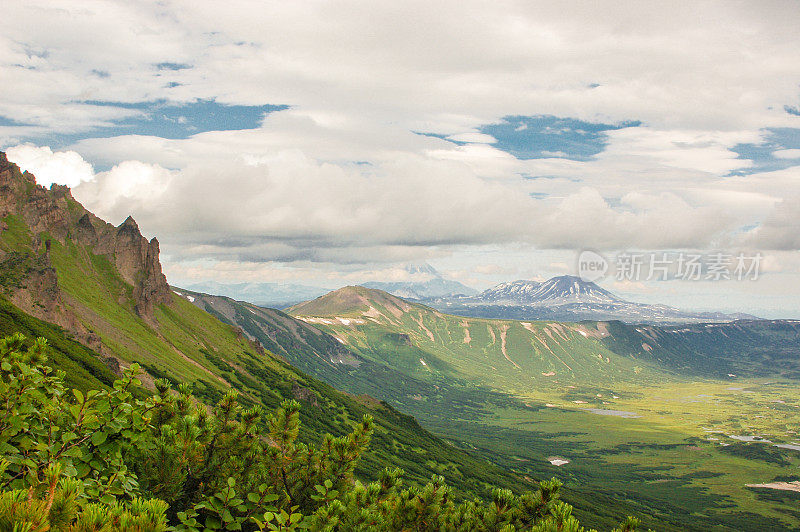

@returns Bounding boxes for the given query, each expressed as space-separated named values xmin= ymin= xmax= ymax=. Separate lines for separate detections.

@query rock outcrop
xmin=0 ymin=152 xmax=172 ymax=325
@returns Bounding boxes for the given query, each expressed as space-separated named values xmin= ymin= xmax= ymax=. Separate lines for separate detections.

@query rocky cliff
xmin=0 ymin=152 xmax=172 ymax=327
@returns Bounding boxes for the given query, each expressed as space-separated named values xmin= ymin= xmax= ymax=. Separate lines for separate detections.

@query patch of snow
xmin=728 ymin=435 xmax=772 ymax=443
xmin=186 ymin=295 xmax=195 ymax=302
xmin=172 ymin=290 xmax=183 ymax=296
xmin=547 ymin=457 xmax=569 ymax=466
xmin=420 ymin=359 xmax=428 ymax=367
xmin=746 ymin=481 xmax=800 ymax=493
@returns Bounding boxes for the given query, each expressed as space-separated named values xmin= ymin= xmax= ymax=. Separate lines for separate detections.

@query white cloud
xmin=2 ymin=1 xmax=800 ymax=137
xmin=5 ymin=144 xmax=94 ymax=187
xmin=741 ymin=195 xmax=800 ymax=250
xmin=4 ymin=137 xmax=763 ymax=268
xmin=774 ymin=149 xmax=800 ymax=159
xmin=3 ymin=1 xmax=800 ymax=312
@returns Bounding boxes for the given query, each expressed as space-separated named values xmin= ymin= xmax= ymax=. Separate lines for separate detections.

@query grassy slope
xmin=0 ymin=297 xmax=119 ymax=392
xmin=283 ymin=286 xmax=800 ymax=531
xmin=0 ymin=217 xmax=533 ymax=503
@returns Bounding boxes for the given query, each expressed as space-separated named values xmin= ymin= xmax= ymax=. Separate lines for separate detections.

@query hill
xmin=287 ymin=285 xmax=419 ymax=318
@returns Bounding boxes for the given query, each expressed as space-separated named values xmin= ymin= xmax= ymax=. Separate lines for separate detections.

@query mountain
xmin=430 ymin=275 xmax=756 ymax=324
xmin=476 ymin=276 xmax=621 ymax=305
xmin=287 ymin=285 xmax=417 ymax=317
xmin=362 ymin=262 xmax=478 ymax=300
xmin=185 ymin=279 xmax=329 ymax=308
xmin=284 ymin=286 xmax=800 ymax=530
xmin=0 ymin=151 xmax=532 ymax=500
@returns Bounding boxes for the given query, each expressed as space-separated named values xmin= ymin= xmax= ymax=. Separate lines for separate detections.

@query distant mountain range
xmin=185 ymin=280 xmax=329 ymax=308
xmin=424 ymin=275 xmax=757 ymax=324
xmin=361 ymin=263 xmax=477 ymax=300
xmin=194 ymin=271 xmax=757 ymax=324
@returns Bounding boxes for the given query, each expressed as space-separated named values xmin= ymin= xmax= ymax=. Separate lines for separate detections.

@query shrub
xmin=0 ymin=334 xmax=647 ymax=531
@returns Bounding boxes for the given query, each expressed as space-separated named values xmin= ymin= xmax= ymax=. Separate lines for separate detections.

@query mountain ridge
xmin=0 ymin=153 xmax=171 ymax=334
xmin=476 ymin=275 xmax=622 ymax=305
xmin=185 ymin=279 xmax=329 ymax=308
xmin=429 ymin=274 xmax=756 ymax=324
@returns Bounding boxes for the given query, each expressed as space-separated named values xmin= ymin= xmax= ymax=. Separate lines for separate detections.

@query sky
xmin=2 ymin=1 xmax=800 ymax=317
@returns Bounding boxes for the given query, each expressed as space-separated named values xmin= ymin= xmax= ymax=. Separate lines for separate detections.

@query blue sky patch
xmin=419 ymin=115 xmax=640 ymax=161
xmin=80 ymin=99 xmax=288 ymax=139
xmin=5 ymin=99 xmax=289 ymax=149
xmin=479 ymin=115 xmax=641 ymax=160
xmin=154 ymin=62 xmax=192 ymax=71
xmin=0 ymin=116 xmax=35 ymax=127
xmin=729 ymin=127 xmax=800 ymax=176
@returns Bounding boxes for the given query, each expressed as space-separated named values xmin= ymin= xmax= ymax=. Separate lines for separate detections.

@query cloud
xmin=3 ymin=0 xmax=800 ymax=143
xmin=4 ymin=140 xmax=758 ymax=268
xmin=532 ymin=188 xmax=735 ymax=250
xmin=4 ymin=2 xmax=800 ymax=312
xmin=742 ymin=195 xmax=800 ymax=250
xmin=774 ymin=148 xmax=800 ymax=159
xmin=5 ymin=144 xmax=94 ymax=187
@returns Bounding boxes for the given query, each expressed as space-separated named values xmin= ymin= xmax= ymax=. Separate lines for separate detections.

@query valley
xmin=267 ymin=286 xmax=800 ymax=530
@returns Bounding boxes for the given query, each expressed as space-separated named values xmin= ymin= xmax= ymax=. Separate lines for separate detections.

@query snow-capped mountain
xmin=477 ymin=276 xmax=620 ymax=305
xmin=426 ymin=275 xmax=756 ymax=324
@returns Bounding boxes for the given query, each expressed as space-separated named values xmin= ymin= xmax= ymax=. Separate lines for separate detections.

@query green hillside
xmin=287 ymin=287 xmax=675 ymax=397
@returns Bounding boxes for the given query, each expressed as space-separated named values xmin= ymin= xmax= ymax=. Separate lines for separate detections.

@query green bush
xmin=0 ymin=333 xmax=647 ymax=531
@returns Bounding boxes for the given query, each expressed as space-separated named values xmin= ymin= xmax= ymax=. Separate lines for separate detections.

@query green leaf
xmin=91 ymin=431 xmax=108 ymax=446
xmin=72 ymin=388 xmax=84 ymax=404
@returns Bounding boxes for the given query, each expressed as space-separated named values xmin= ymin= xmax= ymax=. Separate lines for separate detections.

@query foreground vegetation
xmin=0 ymin=333 xmax=647 ymax=531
